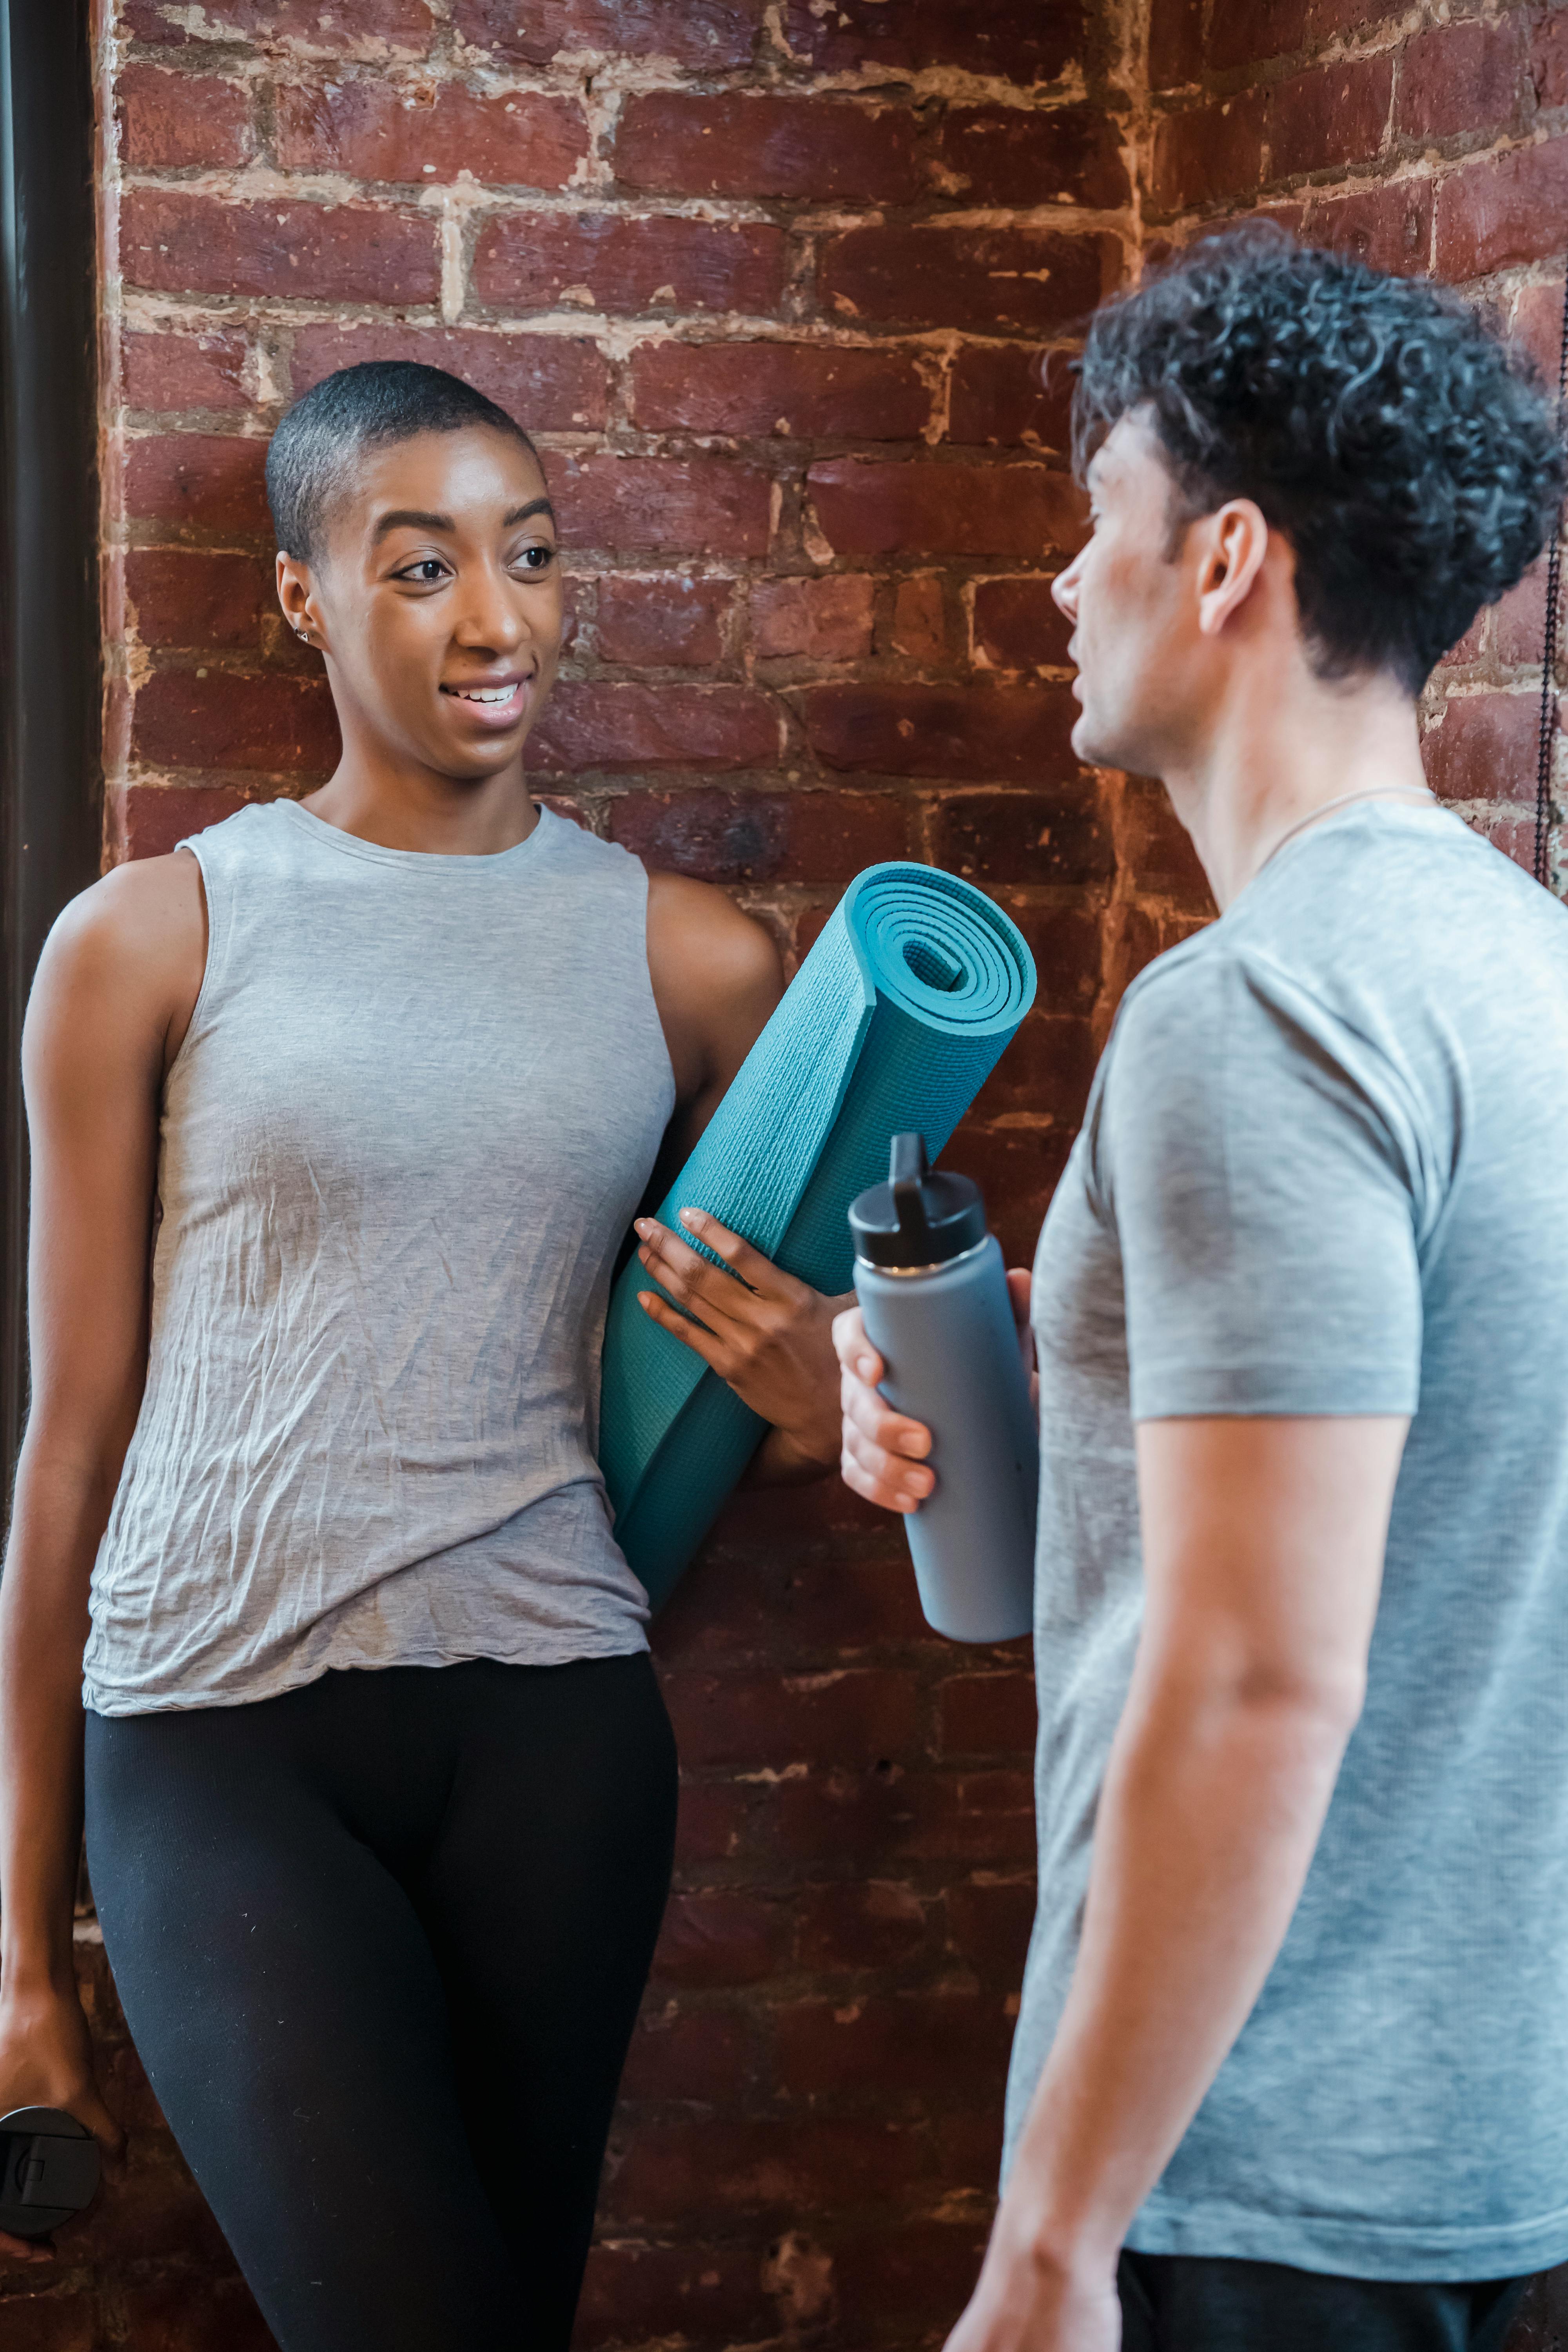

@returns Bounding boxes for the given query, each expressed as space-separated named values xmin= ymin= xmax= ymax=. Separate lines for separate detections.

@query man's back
xmin=1013 ymin=800 xmax=1568 ymax=2277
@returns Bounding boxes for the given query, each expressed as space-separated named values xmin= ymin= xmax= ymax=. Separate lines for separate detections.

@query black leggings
xmin=84 ymin=1654 xmax=677 ymax=2352
xmin=1119 ymin=2251 xmax=1531 ymax=2351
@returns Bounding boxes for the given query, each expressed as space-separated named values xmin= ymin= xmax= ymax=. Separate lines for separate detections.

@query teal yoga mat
xmin=598 ymin=861 xmax=1037 ymax=1610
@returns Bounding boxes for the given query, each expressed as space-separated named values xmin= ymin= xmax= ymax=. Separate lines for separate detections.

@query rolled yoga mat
xmin=598 ymin=861 xmax=1037 ymax=1610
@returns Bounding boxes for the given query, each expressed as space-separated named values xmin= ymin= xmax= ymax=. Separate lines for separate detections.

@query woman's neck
xmin=301 ymin=755 xmax=540 ymax=857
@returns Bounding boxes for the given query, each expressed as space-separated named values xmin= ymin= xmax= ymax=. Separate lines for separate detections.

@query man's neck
xmin=1162 ymin=662 xmax=1432 ymax=913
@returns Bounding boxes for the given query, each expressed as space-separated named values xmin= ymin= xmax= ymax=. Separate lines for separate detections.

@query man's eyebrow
xmin=504 ymin=498 xmax=556 ymax=527
xmin=372 ymin=508 xmax=454 ymax=541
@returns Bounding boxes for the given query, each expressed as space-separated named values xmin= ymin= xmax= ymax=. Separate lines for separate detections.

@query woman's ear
xmin=276 ymin=552 xmax=326 ymax=653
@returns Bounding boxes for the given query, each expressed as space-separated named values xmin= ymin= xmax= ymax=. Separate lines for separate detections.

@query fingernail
xmin=898 ymin=1434 xmax=927 ymax=1459
xmin=678 ymin=1207 xmax=697 ymax=1225
xmin=857 ymin=1356 xmax=877 ymax=1379
xmin=634 ymin=1219 xmax=650 ymax=1235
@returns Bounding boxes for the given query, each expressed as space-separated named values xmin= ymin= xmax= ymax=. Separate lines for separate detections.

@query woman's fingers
xmin=635 ymin=1284 xmax=727 ymax=1369
xmin=634 ymin=1218 xmax=755 ymax=1333
xmin=841 ymin=1409 xmax=933 ymax=1512
xmin=673 ymin=1207 xmax=805 ymax=1299
xmin=831 ymin=1303 xmax=884 ymax=1388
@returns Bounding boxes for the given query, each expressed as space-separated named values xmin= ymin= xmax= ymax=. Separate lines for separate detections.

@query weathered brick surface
xmin=86 ymin=3 xmax=1565 ymax=2348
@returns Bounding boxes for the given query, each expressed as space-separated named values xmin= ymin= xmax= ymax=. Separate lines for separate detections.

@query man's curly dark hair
xmin=1073 ymin=225 xmax=1566 ymax=695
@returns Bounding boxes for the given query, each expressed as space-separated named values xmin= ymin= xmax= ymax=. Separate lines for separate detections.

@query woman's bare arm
xmin=0 ymin=852 xmax=204 ymax=2249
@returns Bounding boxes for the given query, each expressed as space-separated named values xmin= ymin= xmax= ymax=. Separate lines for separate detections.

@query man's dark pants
xmin=1118 ymin=2252 xmax=1530 ymax=2351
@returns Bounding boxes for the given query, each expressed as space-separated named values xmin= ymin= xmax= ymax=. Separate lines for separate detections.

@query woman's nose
xmin=455 ymin=565 xmax=528 ymax=651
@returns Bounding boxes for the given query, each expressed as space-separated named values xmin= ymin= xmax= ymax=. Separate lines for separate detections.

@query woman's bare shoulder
xmin=644 ymin=869 xmax=782 ymax=1002
xmin=28 ymin=851 xmax=207 ymax=1074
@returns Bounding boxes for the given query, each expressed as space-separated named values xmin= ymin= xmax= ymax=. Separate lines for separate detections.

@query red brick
xmin=118 ymin=64 xmax=252 ymax=169
xmin=820 ymin=226 xmax=1115 ymax=335
xmin=472 ymin=208 xmax=784 ymax=317
xmin=124 ymin=433 xmax=269 ymax=531
xmin=659 ymin=1545 xmax=931 ymax=1657
xmin=1533 ymin=2 xmax=1568 ymax=110
xmin=1202 ymin=0 xmax=1372 ymax=73
xmin=1397 ymin=16 xmax=1524 ymax=143
xmin=927 ymin=779 xmax=1112 ymax=880
xmin=833 ymin=2217 xmax=993 ymax=2334
xmin=122 ymin=0 xmax=435 ymax=47
xmin=1121 ymin=776 xmax=1213 ymax=906
xmin=118 ymin=2276 xmax=273 ymax=2352
xmin=552 ymin=452 xmax=770 ymax=557
xmin=809 ymin=458 xmax=1086 ymax=559
xmin=275 ymin=77 xmax=588 ymax=187
xmin=668 ymin=1779 xmax=760 ymax=1866
xmin=630 ymin=340 xmax=929 ymax=439
xmin=661 ymin=1668 xmax=919 ymax=1767
xmin=753 ymin=575 xmax=875 ymax=661
xmin=575 ymin=2243 xmax=766 ymax=2344
xmin=781 ymin=0 xmax=1080 ymax=81
xmin=121 ymin=189 xmax=441 ymax=304
xmin=1304 ymin=176 xmax=1432 ymax=277
xmin=288 ymin=322 xmax=608 ymax=432
xmin=618 ymin=2000 xmax=754 ymax=2100
xmin=948 ymin=343 xmax=1074 ymax=452
xmin=594 ymin=574 xmax=731 ymax=666
xmin=1267 ymin=54 xmax=1393 ymax=183
xmin=1512 ymin=274 xmax=1568 ymax=381
xmin=944 ymin=1123 xmax=1073 ymax=1265
xmin=936 ymin=1671 xmax=1037 ymax=1757
xmin=979 ymin=1007 xmax=1100 ymax=1125
xmin=125 ymin=550 xmax=270 ymax=648
xmin=795 ymin=1878 xmax=931 ymax=1971
xmin=774 ymin=1764 xmax=1038 ymax=1867
xmin=927 ymin=103 xmax=1127 ymax=209
xmin=1493 ymin=559 xmax=1552 ymax=668
xmin=1149 ymin=0 xmax=1203 ymax=87
xmin=945 ymin=1875 xmax=1037 ymax=1986
xmin=651 ymin=1889 xmax=784 ymax=1987
xmin=804 ymin=685 xmax=1082 ymax=785
xmin=617 ymin=92 xmax=919 ymax=201
xmin=1151 ymin=88 xmax=1268 ymax=212
xmin=972 ymin=575 xmax=1074 ymax=671
xmin=451 ymin=0 xmax=759 ymax=67
xmin=1435 ymin=138 xmax=1568 ymax=280
xmin=532 ymin=683 xmax=776 ymax=773
xmin=1421 ymin=690 xmax=1544 ymax=804
xmin=606 ymin=2117 xmax=932 ymax=2227
xmin=887 ymin=574 xmax=946 ymax=662
xmin=122 ymin=328 xmax=250 ymax=413
xmin=133 ymin=673 xmax=339 ymax=776
xmin=0 ymin=2292 xmax=100 ymax=2352
xmin=772 ymin=1989 xmax=1014 ymax=2100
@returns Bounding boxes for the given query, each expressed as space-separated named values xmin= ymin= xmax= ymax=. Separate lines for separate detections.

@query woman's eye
xmin=399 ymin=558 xmax=448 ymax=584
xmin=513 ymin=545 xmax=556 ymax=573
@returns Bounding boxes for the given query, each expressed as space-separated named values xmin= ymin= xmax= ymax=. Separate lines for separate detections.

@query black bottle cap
xmin=0 ymin=2107 xmax=100 ymax=2239
xmin=848 ymin=1134 xmax=987 ymax=1269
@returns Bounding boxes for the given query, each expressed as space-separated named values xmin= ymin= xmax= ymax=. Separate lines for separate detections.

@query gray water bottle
xmin=849 ymin=1135 xmax=1038 ymax=1643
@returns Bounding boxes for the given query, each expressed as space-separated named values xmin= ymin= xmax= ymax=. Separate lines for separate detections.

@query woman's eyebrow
xmin=372 ymin=507 xmax=453 ymax=541
xmin=505 ymin=498 xmax=556 ymax=527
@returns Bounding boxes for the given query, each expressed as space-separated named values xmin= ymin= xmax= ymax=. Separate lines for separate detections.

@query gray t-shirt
xmin=1007 ymin=801 xmax=1568 ymax=2281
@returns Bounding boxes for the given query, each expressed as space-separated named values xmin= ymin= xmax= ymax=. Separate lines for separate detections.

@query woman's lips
xmin=440 ymin=676 xmax=532 ymax=728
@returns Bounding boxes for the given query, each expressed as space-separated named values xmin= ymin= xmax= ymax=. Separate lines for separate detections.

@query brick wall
xmin=1147 ymin=0 xmax=1568 ymax=875
xmin=4 ymin=1 xmax=1560 ymax=2346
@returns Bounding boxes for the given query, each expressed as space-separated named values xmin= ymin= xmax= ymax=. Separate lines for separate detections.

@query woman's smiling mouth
xmin=440 ymin=676 xmax=532 ymax=724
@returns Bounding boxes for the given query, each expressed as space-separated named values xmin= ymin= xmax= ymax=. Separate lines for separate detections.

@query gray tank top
xmin=83 ymin=800 xmax=675 ymax=1715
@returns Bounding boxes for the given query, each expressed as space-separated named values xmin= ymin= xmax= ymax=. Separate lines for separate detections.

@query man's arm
xmin=946 ymin=1410 xmax=1407 ymax=2352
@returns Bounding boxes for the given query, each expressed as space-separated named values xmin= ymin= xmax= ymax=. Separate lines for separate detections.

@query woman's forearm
xmin=0 ymin=1444 xmax=113 ymax=1995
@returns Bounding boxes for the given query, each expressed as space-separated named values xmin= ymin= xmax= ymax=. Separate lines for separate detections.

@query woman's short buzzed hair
xmin=265 ymin=360 xmax=539 ymax=562
xmin=1073 ymin=224 xmax=1566 ymax=695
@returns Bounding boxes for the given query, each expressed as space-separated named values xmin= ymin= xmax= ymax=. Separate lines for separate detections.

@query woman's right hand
xmin=0 ymin=1980 xmax=122 ymax=2261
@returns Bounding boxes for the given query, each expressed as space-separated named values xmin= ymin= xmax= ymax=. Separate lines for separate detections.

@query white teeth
xmin=450 ymin=684 xmax=518 ymax=703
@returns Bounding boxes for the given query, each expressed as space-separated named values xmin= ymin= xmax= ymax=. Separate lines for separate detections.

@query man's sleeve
xmin=1098 ymin=951 xmax=1426 ymax=1422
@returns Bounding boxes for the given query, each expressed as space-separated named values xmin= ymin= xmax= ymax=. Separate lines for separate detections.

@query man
xmin=835 ymin=229 xmax=1568 ymax=2352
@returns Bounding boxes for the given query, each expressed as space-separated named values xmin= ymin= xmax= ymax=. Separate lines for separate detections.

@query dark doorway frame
xmin=0 ymin=0 xmax=101 ymax=1494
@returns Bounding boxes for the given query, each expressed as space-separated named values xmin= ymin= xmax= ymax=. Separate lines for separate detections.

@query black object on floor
xmin=0 ymin=2107 xmax=99 ymax=2238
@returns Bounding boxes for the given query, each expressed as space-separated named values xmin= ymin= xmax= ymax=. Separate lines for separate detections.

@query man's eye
xmin=399 ymin=558 xmax=448 ymax=583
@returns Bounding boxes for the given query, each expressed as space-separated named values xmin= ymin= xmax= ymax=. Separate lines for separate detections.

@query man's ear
xmin=276 ymin=552 xmax=326 ymax=653
xmin=1194 ymin=499 xmax=1270 ymax=640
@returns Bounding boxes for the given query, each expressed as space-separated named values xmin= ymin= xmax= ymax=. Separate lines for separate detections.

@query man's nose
xmin=1052 ymin=557 xmax=1082 ymax=622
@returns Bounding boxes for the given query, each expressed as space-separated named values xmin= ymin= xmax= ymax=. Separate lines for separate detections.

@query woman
xmin=0 ymin=362 xmax=844 ymax=2348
